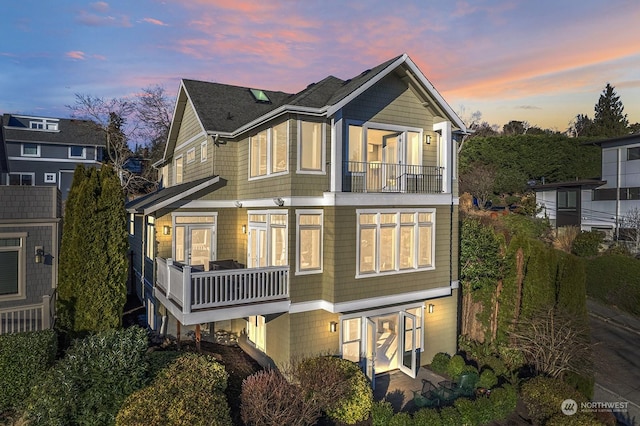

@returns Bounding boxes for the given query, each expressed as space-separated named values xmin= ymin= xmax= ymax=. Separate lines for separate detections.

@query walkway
xmin=373 ymin=367 xmax=446 ymax=413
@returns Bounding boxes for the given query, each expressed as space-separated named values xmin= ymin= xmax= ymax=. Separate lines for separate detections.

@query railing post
xmin=42 ymin=294 xmax=51 ymax=330
xmin=166 ymin=258 xmax=173 ymax=299
xmin=183 ymin=265 xmax=191 ymax=314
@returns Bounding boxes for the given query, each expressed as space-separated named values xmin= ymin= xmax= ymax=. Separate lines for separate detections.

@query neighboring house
xmin=127 ymin=53 xmax=467 ymax=382
xmin=0 ymin=186 xmax=61 ymax=334
xmin=536 ymin=133 xmax=640 ymax=242
xmin=0 ymin=114 xmax=105 ymax=201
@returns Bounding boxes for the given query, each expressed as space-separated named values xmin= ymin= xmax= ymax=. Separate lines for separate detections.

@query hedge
xmin=585 ymin=254 xmax=640 ymax=316
xmin=26 ymin=326 xmax=148 ymax=425
xmin=0 ymin=330 xmax=57 ymax=412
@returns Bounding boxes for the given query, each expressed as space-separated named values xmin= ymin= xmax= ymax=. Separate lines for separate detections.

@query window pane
xmin=0 ymin=251 xmax=19 ymax=295
xmin=380 ymin=227 xmax=396 ymax=271
xmin=342 ymin=341 xmax=360 ymax=362
xmin=70 ymin=146 xmax=84 ymax=157
xmin=407 ymin=132 xmax=421 ymax=166
xmin=175 ymin=216 xmax=215 ymax=224
xmin=175 ymin=226 xmax=185 ymax=261
xmin=380 ymin=213 xmax=396 ymax=224
xmin=628 ymin=147 xmax=640 ymax=160
xmin=300 ymin=121 xmax=322 ymax=170
xmin=21 ymin=175 xmax=33 ymax=186
xmin=299 ymin=215 xmax=321 ymax=226
xmin=348 ymin=125 xmax=364 ymax=171
xmin=400 ymin=225 xmax=414 ymax=269
xmin=270 ymin=214 xmax=287 ymax=226
xmin=300 ymin=228 xmax=320 ymax=270
xmin=175 ymin=157 xmax=183 ymax=184
xmin=272 ymin=122 xmax=288 ymax=173
xmin=359 ymin=228 xmax=376 ymax=273
xmin=359 ymin=214 xmax=377 ymax=225
xmin=249 ymin=214 xmax=267 ymax=223
xmin=23 ymin=144 xmax=38 ymax=156
xmin=418 ymin=212 xmax=432 ymax=223
xmin=343 ymin=318 xmax=361 ymax=341
xmin=0 ymin=238 xmax=20 ymax=247
xmin=250 ymin=131 xmax=268 ymax=177
xmin=418 ymin=225 xmax=432 ymax=267
xmin=271 ymin=227 xmax=287 ymax=266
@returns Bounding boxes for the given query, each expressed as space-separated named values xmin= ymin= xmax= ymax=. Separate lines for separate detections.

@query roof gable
xmin=1 ymin=113 xmax=106 ymax=146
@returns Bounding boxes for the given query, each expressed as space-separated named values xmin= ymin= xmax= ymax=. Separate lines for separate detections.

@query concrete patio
xmin=373 ymin=367 xmax=447 ymax=413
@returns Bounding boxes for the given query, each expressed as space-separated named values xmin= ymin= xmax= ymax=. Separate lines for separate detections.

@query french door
xmin=399 ymin=311 xmax=418 ymax=378
xmin=174 ymin=215 xmax=216 ymax=271
xmin=247 ymin=225 xmax=267 ymax=268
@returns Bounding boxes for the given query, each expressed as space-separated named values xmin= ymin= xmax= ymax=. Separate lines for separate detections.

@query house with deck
xmin=128 ymin=53 xmax=467 ymax=381
xmin=0 ymin=114 xmax=105 ymax=201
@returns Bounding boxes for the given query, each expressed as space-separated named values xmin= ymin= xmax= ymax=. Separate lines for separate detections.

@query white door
xmin=399 ymin=311 xmax=418 ymax=378
xmin=382 ymin=133 xmax=402 ymax=191
xmin=365 ymin=317 xmax=376 ymax=388
xmin=247 ymin=225 xmax=267 ymax=268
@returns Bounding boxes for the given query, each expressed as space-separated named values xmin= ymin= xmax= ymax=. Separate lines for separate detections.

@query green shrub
xmin=571 ymin=230 xmax=604 ymax=257
xmin=321 ymin=358 xmax=373 ymax=424
xmin=564 ymin=371 xmax=595 ymax=399
xmin=118 ymin=352 xmax=231 ymax=426
xmin=26 ymin=326 xmax=148 ymax=425
xmin=145 ymin=350 xmax=181 ymax=381
xmin=453 ymin=398 xmax=477 ymax=426
xmin=546 ymin=412 xmax=602 ymax=426
xmin=446 ymin=354 xmax=466 ymax=379
xmin=473 ymin=396 xmax=495 ymax=425
xmin=477 ymin=368 xmax=498 ymax=390
xmin=389 ymin=412 xmax=414 ymax=426
xmin=521 ymin=376 xmax=586 ymax=425
xmin=489 ymin=384 xmax=517 ymax=420
xmin=438 ymin=406 xmax=462 ymax=426
xmin=478 ymin=355 xmax=506 ymax=378
xmin=585 ymin=254 xmax=640 ymax=316
xmin=0 ymin=329 xmax=57 ymax=413
xmin=429 ymin=352 xmax=451 ymax=375
xmin=412 ymin=408 xmax=442 ymax=426
xmin=371 ymin=400 xmax=394 ymax=426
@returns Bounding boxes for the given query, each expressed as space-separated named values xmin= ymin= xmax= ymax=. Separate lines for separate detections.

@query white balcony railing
xmin=0 ymin=294 xmax=54 ymax=335
xmin=156 ymin=257 xmax=289 ymax=315
xmin=343 ymin=161 xmax=444 ymax=193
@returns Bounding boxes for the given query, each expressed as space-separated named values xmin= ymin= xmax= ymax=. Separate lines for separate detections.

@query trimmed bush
xmin=477 ymin=368 xmax=498 ymax=390
xmin=571 ymin=230 xmax=604 ymax=257
xmin=26 ymin=326 xmax=148 ymax=425
xmin=0 ymin=330 xmax=57 ymax=413
xmin=489 ymin=384 xmax=517 ymax=420
xmin=438 ymin=406 xmax=462 ymax=426
xmin=585 ymin=254 xmax=640 ymax=316
xmin=478 ymin=355 xmax=507 ymax=378
xmin=565 ymin=371 xmax=595 ymax=399
xmin=389 ymin=412 xmax=413 ymax=426
xmin=371 ymin=401 xmax=394 ymax=426
xmin=546 ymin=412 xmax=603 ymax=426
xmin=412 ymin=408 xmax=441 ymax=426
xmin=429 ymin=352 xmax=451 ymax=375
xmin=521 ymin=376 xmax=586 ymax=425
xmin=118 ymin=352 xmax=231 ymax=426
xmin=320 ymin=358 xmax=372 ymax=424
xmin=446 ymin=354 xmax=466 ymax=379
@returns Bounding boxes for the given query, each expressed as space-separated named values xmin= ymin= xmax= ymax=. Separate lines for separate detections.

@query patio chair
xmin=413 ymin=379 xmax=441 ymax=408
xmin=452 ymin=371 xmax=480 ymax=398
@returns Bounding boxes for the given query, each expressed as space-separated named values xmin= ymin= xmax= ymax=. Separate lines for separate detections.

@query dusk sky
xmin=2 ymin=0 xmax=640 ymax=133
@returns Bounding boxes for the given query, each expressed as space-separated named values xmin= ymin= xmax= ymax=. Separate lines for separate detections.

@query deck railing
xmin=156 ymin=257 xmax=289 ymax=314
xmin=0 ymin=294 xmax=54 ymax=335
xmin=343 ymin=161 xmax=443 ymax=193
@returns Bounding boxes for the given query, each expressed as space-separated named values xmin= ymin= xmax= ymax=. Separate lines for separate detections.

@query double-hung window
xmin=296 ymin=210 xmax=323 ymax=274
xmin=68 ymin=145 xmax=86 ymax=159
xmin=175 ymin=156 xmax=183 ymax=184
xmin=0 ymin=234 xmax=26 ymax=301
xmin=21 ymin=143 xmax=40 ymax=157
xmin=249 ymin=122 xmax=288 ymax=179
xmin=201 ymin=141 xmax=208 ymax=162
xmin=357 ymin=209 xmax=434 ymax=277
xmin=298 ymin=121 xmax=324 ymax=173
xmin=145 ymin=216 xmax=155 ymax=259
xmin=186 ymin=147 xmax=196 ymax=164
xmin=247 ymin=211 xmax=288 ymax=268
xmin=9 ymin=173 xmax=34 ymax=186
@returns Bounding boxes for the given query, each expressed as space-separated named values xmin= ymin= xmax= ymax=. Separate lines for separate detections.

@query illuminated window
xmin=186 ymin=147 xmax=196 ymax=164
xmin=201 ymin=141 xmax=208 ymax=162
xmin=298 ymin=121 xmax=324 ymax=172
xmin=175 ymin=156 xmax=183 ymax=184
xmin=296 ymin=210 xmax=323 ymax=274
xmin=249 ymin=122 xmax=288 ymax=179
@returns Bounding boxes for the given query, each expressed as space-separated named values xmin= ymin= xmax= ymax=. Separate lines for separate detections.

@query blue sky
xmin=2 ymin=0 xmax=640 ymax=132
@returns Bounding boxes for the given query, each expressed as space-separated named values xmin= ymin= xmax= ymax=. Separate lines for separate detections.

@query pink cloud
xmin=142 ymin=17 xmax=169 ymax=26
xmin=91 ymin=1 xmax=109 ymax=13
xmin=66 ymin=51 xmax=86 ymax=60
xmin=75 ymin=9 xmax=132 ymax=27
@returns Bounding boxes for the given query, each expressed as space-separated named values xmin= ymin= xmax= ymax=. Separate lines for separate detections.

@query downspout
xmin=616 ymin=147 xmax=621 ymax=240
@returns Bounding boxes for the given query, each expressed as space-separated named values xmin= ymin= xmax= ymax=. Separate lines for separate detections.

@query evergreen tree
xmin=592 ymin=83 xmax=629 ymax=137
xmin=57 ymin=165 xmax=128 ymax=333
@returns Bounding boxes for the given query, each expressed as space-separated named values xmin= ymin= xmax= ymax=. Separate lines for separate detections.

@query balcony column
xmin=434 ymin=121 xmax=452 ymax=193
xmin=182 ymin=265 xmax=191 ymax=314
xmin=166 ymin=258 xmax=173 ymax=300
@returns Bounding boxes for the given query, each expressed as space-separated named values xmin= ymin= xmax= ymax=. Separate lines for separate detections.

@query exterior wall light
xmin=428 ymin=304 xmax=435 ymax=314
xmin=329 ymin=321 xmax=338 ymax=333
xmin=242 ymin=225 xmax=247 ymax=234
xmin=35 ymin=246 xmax=44 ymax=263
xmin=163 ymin=225 xmax=171 ymax=235
xmin=273 ymin=197 xmax=285 ymax=206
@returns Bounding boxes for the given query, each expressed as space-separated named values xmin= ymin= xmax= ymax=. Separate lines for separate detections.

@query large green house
xmin=127 ymin=53 xmax=467 ymax=382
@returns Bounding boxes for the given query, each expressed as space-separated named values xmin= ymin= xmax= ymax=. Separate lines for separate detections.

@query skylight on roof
xmin=249 ymin=88 xmax=270 ymax=103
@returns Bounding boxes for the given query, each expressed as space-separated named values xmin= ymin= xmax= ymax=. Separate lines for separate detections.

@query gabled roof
xmin=126 ymin=175 xmax=224 ymax=215
xmin=161 ymin=53 xmax=467 ymax=164
xmin=1 ymin=114 xmax=106 ymax=146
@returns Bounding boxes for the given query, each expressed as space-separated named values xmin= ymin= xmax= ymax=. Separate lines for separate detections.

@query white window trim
xmin=44 ymin=173 xmax=56 ymax=183
xmin=355 ymin=208 xmax=435 ymax=279
xmin=248 ymin=124 xmax=289 ymax=181
xmin=186 ymin=147 xmax=196 ymax=164
xmin=21 ymin=143 xmax=40 ymax=157
xmin=247 ymin=210 xmax=288 ymax=267
xmin=297 ymin=119 xmax=326 ymax=174
xmin=200 ymin=140 xmax=208 ymax=163
xmin=346 ymin=119 xmax=424 ymax=165
xmin=7 ymin=172 xmax=35 ymax=186
xmin=68 ymin=146 xmax=86 ymax=159
xmin=175 ymin=155 xmax=183 ymax=185
xmin=129 ymin=213 xmax=135 ymax=235
xmin=0 ymin=232 xmax=27 ymax=302
xmin=171 ymin=212 xmax=218 ymax=263
xmin=295 ymin=209 xmax=323 ymax=275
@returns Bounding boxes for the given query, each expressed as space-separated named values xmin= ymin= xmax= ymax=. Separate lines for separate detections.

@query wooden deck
xmin=373 ymin=367 xmax=446 ymax=413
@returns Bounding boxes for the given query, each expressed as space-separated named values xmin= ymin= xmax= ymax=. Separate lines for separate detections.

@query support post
xmin=183 ymin=265 xmax=191 ymax=314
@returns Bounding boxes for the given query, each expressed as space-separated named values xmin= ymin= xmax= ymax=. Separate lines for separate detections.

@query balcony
xmin=343 ymin=161 xmax=443 ymax=193
xmin=156 ymin=257 xmax=290 ymax=325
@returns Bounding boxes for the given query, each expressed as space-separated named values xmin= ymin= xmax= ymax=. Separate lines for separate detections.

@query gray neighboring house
xmin=0 ymin=114 xmax=105 ymax=201
xmin=0 ymin=186 xmax=61 ymax=334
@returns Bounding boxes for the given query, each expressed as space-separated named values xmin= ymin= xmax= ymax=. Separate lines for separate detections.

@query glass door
xmin=382 ymin=132 xmax=402 ymax=191
xmin=189 ymin=227 xmax=212 ymax=270
xmin=247 ymin=225 xmax=267 ymax=268
xmin=365 ymin=317 xmax=376 ymax=389
xmin=399 ymin=311 xmax=418 ymax=377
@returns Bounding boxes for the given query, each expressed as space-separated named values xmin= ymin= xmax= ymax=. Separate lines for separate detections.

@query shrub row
xmin=25 ymin=326 xmax=148 ymax=425
xmin=585 ymin=254 xmax=640 ymax=316
xmin=0 ymin=330 xmax=57 ymax=413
